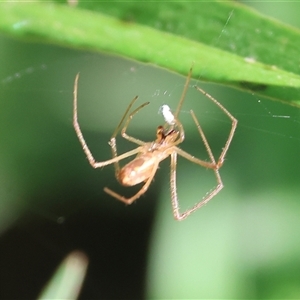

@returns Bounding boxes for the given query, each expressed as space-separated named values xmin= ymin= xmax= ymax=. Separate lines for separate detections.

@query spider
xmin=73 ymin=67 xmax=237 ymax=221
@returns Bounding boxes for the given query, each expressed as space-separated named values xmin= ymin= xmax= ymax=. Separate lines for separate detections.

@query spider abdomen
xmin=118 ymin=152 xmax=164 ymax=186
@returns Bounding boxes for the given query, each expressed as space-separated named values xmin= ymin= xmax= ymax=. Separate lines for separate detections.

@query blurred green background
xmin=0 ymin=2 xmax=300 ymax=299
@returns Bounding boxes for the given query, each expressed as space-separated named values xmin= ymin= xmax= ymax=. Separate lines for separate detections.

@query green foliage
xmin=0 ymin=1 xmax=300 ymax=103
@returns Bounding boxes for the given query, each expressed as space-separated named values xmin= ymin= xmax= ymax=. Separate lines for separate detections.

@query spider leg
xmin=120 ymin=101 xmax=150 ymax=145
xmin=170 ymin=92 xmax=237 ymax=220
xmin=194 ymin=86 xmax=238 ymax=168
xmin=73 ymin=73 xmax=143 ymax=168
xmin=103 ymin=161 xmax=159 ymax=205
xmin=170 ymin=152 xmax=223 ymax=221
xmin=110 ymin=95 xmax=140 ymax=139
xmin=174 ymin=65 xmax=193 ymax=119
xmin=109 ymin=99 xmax=149 ymax=177
xmin=181 ymin=108 xmax=223 ymax=167
xmin=174 ymin=147 xmax=217 ymax=169
xmin=190 ymin=109 xmax=217 ymax=166
xmin=172 ymin=119 xmax=185 ymax=146
xmin=169 ymin=108 xmax=225 ymax=220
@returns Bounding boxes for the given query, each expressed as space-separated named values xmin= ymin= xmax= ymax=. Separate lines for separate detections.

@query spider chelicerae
xmin=73 ymin=67 xmax=237 ymax=221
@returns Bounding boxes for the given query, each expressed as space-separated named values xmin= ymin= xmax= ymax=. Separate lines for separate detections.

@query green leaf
xmin=38 ymin=251 xmax=88 ymax=300
xmin=0 ymin=1 xmax=300 ymax=104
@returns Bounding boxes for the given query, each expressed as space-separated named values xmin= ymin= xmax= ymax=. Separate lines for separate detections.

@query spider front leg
xmin=169 ymin=108 xmax=225 ymax=220
xmin=108 ymin=98 xmax=149 ymax=178
xmin=194 ymin=86 xmax=238 ymax=169
xmin=73 ymin=73 xmax=143 ymax=169
xmin=169 ymin=88 xmax=237 ymax=220
xmin=170 ymin=151 xmax=223 ymax=221
xmin=170 ymin=106 xmax=232 ymax=220
xmin=120 ymin=101 xmax=150 ymax=145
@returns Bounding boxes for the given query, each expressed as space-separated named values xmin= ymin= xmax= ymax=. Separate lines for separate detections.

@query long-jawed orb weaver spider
xmin=73 ymin=67 xmax=237 ymax=221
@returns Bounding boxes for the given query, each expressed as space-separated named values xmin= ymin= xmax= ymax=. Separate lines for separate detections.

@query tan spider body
xmin=118 ymin=126 xmax=180 ymax=186
xmin=73 ymin=67 xmax=237 ymax=221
